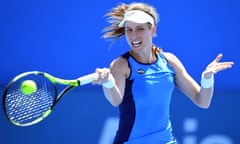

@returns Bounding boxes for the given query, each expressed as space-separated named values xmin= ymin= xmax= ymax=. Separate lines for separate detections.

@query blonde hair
xmin=102 ymin=2 xmax=159 ymax=42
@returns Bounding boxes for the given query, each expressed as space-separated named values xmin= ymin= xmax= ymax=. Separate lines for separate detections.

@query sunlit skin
xmin=124 ymin=21 xmax=156 ymax=63
xmin=93 ymin=21 xmax=234 ymax=107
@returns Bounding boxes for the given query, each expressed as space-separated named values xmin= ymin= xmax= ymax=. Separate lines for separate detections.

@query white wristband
xmin=103 ymin=74 xmax=115 ymax=89
xmin=201 ymin=73 xmax=214 ymax=89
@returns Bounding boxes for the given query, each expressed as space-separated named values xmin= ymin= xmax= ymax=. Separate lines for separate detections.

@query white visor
xmin=118 ymin=10 xmax=154 ymax=27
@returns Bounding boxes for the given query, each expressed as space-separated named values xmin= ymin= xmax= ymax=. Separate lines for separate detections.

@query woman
xmin=93 ymin=2 xmax=234 ymax=144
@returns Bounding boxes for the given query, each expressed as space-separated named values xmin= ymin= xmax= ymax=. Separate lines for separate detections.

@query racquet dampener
xmin=2 ymin=71 xmax=98 ymax=127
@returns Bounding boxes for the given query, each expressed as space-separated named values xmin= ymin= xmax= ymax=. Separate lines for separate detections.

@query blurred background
xmin=0 ymin=0 xmax=239 ymax=143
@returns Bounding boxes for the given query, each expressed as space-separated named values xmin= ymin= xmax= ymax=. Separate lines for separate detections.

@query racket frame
xmin=2 ymin=71 xmax=97 ymax=127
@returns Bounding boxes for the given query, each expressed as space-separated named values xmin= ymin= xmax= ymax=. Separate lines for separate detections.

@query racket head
xmin=2 ymin=71 xmax=57 ymax=127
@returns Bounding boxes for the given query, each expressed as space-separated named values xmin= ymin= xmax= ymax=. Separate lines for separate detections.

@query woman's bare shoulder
xmin=162 ymin=51 xmax=186 ymax=72
xmin=110 ymin=56 xmax=130 ymax=77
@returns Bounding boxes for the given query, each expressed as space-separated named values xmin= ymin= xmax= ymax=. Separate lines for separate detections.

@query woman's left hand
xmin=202 ymin=53 xmax=234 ymax=78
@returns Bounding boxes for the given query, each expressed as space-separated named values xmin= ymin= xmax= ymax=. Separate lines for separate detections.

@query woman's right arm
xmin=95 ymin=57 xmax=129 ymax=107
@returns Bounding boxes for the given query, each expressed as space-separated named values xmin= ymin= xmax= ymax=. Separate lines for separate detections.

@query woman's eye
xmin=124 ymin=27 xmax=144 ymax=33
xmin=137 ymin=28 xmax=144 ymax=31
xmin=125 ymin=29 xmax=132 ymax=32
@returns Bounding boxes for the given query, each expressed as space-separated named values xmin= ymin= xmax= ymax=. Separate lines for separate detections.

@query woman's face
xmin=124 ymin=21 xmax=154 ymax=52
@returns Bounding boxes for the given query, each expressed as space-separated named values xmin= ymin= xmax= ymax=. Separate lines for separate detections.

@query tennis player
xmin=93 ymin=2 xmax=234 ymax=144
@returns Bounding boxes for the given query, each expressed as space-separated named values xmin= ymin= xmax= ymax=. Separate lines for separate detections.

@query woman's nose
xmin=129 ymin=30 xmax=138 ymax=39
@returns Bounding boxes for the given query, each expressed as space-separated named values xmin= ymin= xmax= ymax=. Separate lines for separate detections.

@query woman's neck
xmin=129 ymin=46 xmax=157 ymax=64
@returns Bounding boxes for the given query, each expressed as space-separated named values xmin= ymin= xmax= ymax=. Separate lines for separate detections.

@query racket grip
xmin=78 ymin=73 xmax=98 ymax=86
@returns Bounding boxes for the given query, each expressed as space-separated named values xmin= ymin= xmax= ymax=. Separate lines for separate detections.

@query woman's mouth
xmin=131 ymin=41 xmax=142 ymax=47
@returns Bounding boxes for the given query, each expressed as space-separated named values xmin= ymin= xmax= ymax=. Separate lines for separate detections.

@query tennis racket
xmin=2 ymin=71 xmax=98 ymax=127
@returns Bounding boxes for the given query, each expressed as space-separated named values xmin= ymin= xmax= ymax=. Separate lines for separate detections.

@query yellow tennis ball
xmin=20 ymin=80 xmax=37 ymax=95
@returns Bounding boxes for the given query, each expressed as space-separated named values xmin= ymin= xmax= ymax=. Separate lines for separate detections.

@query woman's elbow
xmin=196 ymin=102 xmax=211 ymax=109
xmin=110 ymin=100 xmax=122 ymax=107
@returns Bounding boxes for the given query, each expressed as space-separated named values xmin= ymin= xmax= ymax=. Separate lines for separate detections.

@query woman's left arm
xmin=165 ymin=53 xmax=234 ymax=108
xmin=197 ymin=53 xmax=234 ymax=108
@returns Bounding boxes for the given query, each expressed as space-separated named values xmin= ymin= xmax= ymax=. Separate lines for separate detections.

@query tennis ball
xmin=20 ymin=80 xmax=37 ymax=95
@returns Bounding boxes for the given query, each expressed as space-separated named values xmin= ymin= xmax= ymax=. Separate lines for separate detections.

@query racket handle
xmin=78 ymin=73 xmax=98 ymax=86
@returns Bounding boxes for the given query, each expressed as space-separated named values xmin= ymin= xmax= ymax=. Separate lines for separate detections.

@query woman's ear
xmin=152 ymin=25 xmax=157 ymax=37
xmin=152 ymin=25 xmax=156 ymax=33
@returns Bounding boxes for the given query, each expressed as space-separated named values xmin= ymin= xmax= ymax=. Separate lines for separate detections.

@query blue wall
xmin=0 ymin=0 xmax=239 ymax=143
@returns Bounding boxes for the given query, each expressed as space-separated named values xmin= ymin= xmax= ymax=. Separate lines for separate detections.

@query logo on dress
xmin=137 ymin=68 xmax=144 ymax=74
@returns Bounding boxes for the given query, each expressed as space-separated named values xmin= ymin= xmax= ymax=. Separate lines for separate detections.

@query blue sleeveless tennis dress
xmin=113 ymin=51 xmax=177 ymax=144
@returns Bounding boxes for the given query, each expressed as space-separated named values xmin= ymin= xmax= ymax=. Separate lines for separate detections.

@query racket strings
xmin=4 ymin=75 xmax=56 ymax=125
xmin=7 ymin=88 xmax=51 ymax=122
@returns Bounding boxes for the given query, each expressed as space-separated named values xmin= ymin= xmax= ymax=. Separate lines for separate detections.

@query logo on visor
xmin=126 ymin=11 xmax=135 ymax=17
